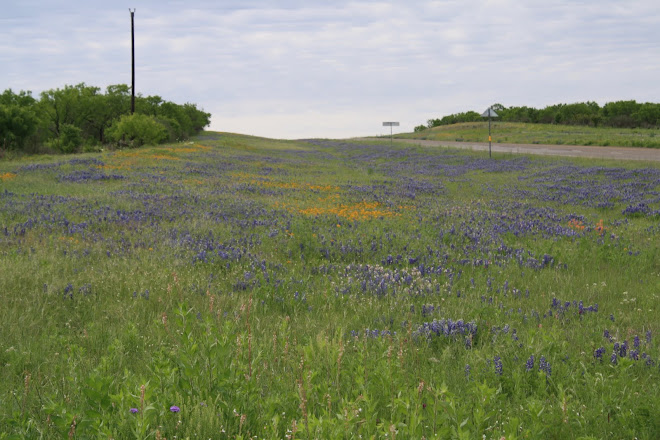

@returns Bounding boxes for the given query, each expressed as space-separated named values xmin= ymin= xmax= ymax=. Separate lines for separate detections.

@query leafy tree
xmin=182 ymin=102 xmax=211 ymax=133
xmin=135 ymin=95 xmax=163 ymax=116
xmin=634 ymin=103 xmax=660 ymax=127
xmin=0 ymin=89 xmax=39 ymax=151
xmin=602 ymin=100 xmax=641 ymax=128
xmin=1 ymin=89 xmax=37 ymax=107
xmin=556 ymin=102 xmax=600 ymax=126
xmin=0 ymin=104 xmax=39 ymax=150
xmin=39 ymin=83 xmax=100 ymax=138
xmin=81 ymin=84 xmax=131 ymax=143
xmin=158 ymin=101 xmax=193 ymax=139
xmin=498 ymin=106 xmax=539 ymax=123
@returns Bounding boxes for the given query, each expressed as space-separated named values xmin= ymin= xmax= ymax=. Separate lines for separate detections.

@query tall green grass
xmin=1 ymin=133 xmax=660 ymax=438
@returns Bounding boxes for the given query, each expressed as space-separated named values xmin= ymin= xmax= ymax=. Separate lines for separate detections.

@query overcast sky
xmin=2 ymin=0 xmax=659 ymax=139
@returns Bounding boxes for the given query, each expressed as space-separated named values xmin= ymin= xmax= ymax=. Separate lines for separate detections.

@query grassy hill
xmin=397 ymin=122 xmax=660 ymax=148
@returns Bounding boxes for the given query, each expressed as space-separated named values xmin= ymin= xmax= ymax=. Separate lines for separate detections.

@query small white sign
xmin=382 ymin=122 xmax=400 ymax=126
xmin=481 ymin=109 xmax=498 ymax=117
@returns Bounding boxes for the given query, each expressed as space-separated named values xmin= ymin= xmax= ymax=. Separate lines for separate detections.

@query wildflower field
xmin=1 ymin=132 xmax=660 ymax=439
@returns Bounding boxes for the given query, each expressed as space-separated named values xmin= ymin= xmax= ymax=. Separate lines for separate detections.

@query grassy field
xmin=397 ymin=122 xmax=660 ymax=148
xmin=1 ymin=132 xmax=660 ymax=439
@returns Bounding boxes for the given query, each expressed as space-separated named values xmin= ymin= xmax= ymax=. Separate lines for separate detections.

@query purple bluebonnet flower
xmin=539 ymin=356 xmax=551 ymax=377
xmin=611 ymin=352 xmax=618 ymax=365
xmin=630 ymin=350 xmax=639 ymax=361
xmin=130 ymin=408 xmax=139 ymax=414
xmin=494 ymin=356 xmax=503 ymax=376
xmin=465 ymin=364 xmax=471 ymax=378
xmin=63 ymin=283 xmax=74 ymax=299
xmin=594 ymin=347 xmax=605 ymax=361
xmin=634 ymin=335 xmax=640 ymax=349
xmin=170 ymin=405 xmax=180 ymax=413
xmin=647 ymin=330 xmax=652 ymax=344
xmin=525 ymin=355 xmax=534 ymax=371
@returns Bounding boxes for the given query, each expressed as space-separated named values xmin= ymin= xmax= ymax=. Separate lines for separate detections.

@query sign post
xmin=382 ymin=122 xmax=399 ymax=145
xmin=481 ymin=108 xmax=498 ymax=158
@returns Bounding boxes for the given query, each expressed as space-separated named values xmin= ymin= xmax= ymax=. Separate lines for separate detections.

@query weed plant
xmin=1 ymin=133 xmax=660 ymax=438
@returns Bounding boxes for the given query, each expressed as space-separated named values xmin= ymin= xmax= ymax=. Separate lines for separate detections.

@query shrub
xmin=107 ymin=113 xmax=168 ymax=147
xmin=58 ymin=123 xmax=83 ymax=154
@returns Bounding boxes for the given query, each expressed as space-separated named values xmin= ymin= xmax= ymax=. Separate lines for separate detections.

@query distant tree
xmin=158 ymin=101 xmax=192 ymax=139
xmin=602 ymin=100 xmax=641 ymax=128
xmin=1 ymin=89 xmax=37 ymax=107
xmin=39 ymin=83 xmax=100 ymax=138
xmin=182 ymin=102 xmax=211 ymax=133
xmin=556 ymin=102 xmax=600 ymax=126
xmin=634 ymin=103 xmax=660 ymax=127
xmin=135 ymin=94 xmax=163 ymax=116
xmin=0 ymin=89 xmax=39 ymax=151
xmin=499 ymin=106 xmax=539 ymax=123
xmin=81 ymin=84 xmax=131 ymax=143
xmin=420 ymin=99 xmax=659 ymax=131
xmin=0 ymin=104 xmax=39 ymax=151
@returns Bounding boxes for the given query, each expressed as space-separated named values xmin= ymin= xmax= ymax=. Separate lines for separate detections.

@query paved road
xmin=362 ymin=138 xmax=660 ymax=162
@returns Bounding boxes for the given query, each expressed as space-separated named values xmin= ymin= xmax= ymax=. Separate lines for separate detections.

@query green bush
xmin=58 ymin=123 xmax=83 ymax=153
xmin=107 ymin=113 xmax=168 ymax=147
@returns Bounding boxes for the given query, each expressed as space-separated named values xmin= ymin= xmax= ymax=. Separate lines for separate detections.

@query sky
xmin=2 ymin=0 xmax=660 ymax=139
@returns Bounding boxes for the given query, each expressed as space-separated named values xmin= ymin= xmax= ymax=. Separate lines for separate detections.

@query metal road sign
xmin=481 ymin=108 xmax=498 ymax=118
xmin=382 ymin=122 xmax=399 ymax=144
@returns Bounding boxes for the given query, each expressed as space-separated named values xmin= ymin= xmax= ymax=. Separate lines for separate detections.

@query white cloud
xmin=1 ymin=0 xmax=659 ymax=138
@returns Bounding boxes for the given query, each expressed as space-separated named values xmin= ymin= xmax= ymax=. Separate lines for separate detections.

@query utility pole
xmin=129 ymin=9 xmax=136 ymax=114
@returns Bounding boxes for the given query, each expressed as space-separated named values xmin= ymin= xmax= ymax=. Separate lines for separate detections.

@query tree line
xmin=1 ymin=83 xmax=211 ymax=154
xmin=416 ymin=100 xmax=660 ymax=132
